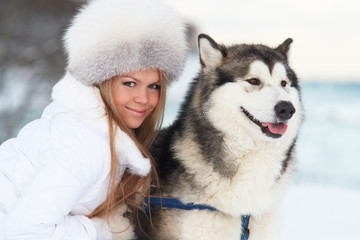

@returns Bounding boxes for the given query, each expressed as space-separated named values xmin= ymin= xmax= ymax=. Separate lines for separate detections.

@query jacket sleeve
xmin=5 ymin=128 xmax=113 ymax=240
xmin=115 ymin=129 xmax=151 ymax=176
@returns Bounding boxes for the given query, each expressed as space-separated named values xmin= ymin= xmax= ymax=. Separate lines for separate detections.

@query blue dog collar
xmin=144 ymin=197 xmax=250 ymax=240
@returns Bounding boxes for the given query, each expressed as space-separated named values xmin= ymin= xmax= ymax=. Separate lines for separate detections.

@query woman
xmin=0 ymin=0 xmax=188 ymax=239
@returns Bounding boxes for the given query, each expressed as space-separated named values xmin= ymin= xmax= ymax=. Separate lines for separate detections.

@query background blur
xmin=1 ymin=0 xmax=359 ymax=239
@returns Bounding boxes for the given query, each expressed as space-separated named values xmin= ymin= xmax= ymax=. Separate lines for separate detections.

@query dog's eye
xmin=246 ymin=78 xmax=261 ymax=86
xmin=281 ymin=80 xmax=287 ymax=87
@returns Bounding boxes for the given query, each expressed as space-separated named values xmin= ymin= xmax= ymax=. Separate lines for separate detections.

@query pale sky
xmin=163 ymin=0 xmax=360 ymax=81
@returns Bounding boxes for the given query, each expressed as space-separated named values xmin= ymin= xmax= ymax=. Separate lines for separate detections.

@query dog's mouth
xmin=241 ymin=107 xmax=288 ymax=138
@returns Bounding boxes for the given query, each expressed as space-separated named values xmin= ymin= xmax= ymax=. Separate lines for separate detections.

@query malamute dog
xmin=133 ymin=34 xmax=303 ymax=240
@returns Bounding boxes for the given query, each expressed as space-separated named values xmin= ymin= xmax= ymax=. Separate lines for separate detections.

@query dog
xmin=124 ymin=34 xmax=303 ymax=240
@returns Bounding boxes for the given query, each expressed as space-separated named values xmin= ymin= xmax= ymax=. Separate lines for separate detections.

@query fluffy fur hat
xmin=63 ymin=0 xmax=188 ymax=85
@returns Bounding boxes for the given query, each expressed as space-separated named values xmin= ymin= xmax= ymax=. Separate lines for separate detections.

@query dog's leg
xmin=248 ymin=209 xmax=279 ymax=240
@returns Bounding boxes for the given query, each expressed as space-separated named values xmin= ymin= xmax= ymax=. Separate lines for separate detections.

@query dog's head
xmin=197 ymin=34 xmax=303 ymax=142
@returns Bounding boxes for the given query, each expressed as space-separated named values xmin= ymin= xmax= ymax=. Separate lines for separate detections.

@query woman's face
xmin=113 ymin=69 xmax=160 ymax=129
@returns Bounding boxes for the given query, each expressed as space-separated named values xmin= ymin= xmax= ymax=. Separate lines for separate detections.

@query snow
xmin=280 ymin=184 xmax=360 ymax=240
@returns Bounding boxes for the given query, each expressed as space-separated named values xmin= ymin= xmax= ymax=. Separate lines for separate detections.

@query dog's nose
xmin=275 ymin=101 xmax=296 ymax=121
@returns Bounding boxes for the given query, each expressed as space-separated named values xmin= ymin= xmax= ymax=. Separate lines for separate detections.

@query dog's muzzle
xmin=241 ymin=101 xmax=296 ymax=138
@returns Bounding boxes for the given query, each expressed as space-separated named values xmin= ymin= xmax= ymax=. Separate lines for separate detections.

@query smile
xmin=126 ymin=107 xmax=146 ymax=117
xmin=240 ymin=107 xmax=288 ymax=139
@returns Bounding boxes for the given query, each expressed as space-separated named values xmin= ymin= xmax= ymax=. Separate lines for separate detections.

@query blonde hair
xmin=88 ymin=70 xmax=167 ymax=223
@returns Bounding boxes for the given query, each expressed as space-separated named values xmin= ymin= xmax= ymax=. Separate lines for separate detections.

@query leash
xmin=144 ymin=197 xmax=250 ymax=240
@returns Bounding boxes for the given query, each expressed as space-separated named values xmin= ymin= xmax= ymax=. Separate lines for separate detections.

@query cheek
xmin=113 ymin=91 xmax=122 ymax=108
xmin=113 ymin=86 xmax=130 ymax=109
xmin=150 ymin=91 xmax=160 ymax=108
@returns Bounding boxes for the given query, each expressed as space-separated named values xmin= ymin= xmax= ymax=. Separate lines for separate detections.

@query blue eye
xmin=123 ymin=82 xmax=136 ymax=88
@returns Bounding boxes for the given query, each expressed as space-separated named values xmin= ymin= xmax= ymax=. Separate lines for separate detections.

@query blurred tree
xmin=0 ymin=0 xmax=79 ymax=143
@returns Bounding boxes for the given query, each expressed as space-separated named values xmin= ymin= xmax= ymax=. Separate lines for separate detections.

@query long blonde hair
xmin=88 ymin=70 xmax=167 ymax=222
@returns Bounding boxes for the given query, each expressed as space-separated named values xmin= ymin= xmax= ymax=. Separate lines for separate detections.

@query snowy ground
xmin=280 ymin=184 xmax=360 ymax=240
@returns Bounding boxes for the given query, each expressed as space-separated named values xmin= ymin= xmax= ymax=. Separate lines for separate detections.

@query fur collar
xmin=51 ymin=72 xmax=151 ymax=176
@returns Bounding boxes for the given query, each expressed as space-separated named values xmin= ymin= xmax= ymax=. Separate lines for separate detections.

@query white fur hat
xmin=63 ymin=0 xmax=188 ymax=85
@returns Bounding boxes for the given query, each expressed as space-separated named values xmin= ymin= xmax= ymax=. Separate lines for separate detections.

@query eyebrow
xmin=121 ymin=75 xmax=160 ymax=84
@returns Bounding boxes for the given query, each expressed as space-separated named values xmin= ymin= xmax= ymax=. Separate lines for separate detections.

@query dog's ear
xmin=275 ymin=38 xmax=293 ymax=61
xmin=198 ymin=34 xmax=226 ymax=68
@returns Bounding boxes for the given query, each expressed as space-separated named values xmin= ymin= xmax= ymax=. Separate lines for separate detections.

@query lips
xmin=241 ymin=107 xmax=288 ymax=138
xmin=126 ymin=107 xmax=146 ymax=117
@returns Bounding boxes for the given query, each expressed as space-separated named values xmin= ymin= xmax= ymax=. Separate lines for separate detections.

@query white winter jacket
xmin=0 ymin=73 xmax=151 ymax=239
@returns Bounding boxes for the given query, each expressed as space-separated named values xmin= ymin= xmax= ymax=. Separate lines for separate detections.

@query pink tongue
xmin=262 ymin=123 xmax=288 ymax=135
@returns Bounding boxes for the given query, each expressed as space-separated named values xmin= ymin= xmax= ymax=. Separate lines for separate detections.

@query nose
xmin=274 ymin=101 xmax=296 ymax=121
xmin=134 ymin=88 xmax=149 ymax=104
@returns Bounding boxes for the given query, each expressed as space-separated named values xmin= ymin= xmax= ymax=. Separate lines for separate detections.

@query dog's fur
xmin=114 ymin=34 xmax=303 ymax=240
